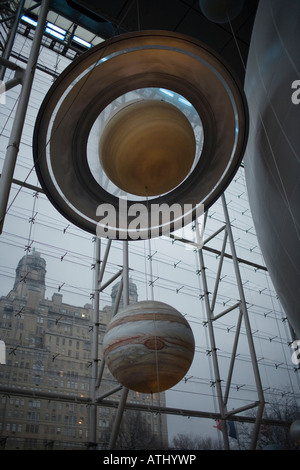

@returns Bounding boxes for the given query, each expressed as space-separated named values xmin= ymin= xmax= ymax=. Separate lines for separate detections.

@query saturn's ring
xmin=33 ymin=30 xmax=248 ymax=238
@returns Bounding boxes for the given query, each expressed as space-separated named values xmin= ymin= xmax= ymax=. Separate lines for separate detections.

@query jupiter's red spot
xmin=144 ymin=337 xmax=165 ymax=350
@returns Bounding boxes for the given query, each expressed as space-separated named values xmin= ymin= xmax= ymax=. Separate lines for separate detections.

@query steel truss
xmin=195 ymin=194 xmax=265 ymax=449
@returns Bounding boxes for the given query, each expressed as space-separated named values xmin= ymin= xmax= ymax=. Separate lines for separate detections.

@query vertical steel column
xmin=89 ymin=237 xmax=101 ymax=448
xmin=197 ymin=246 xmax=230 ymax=450
xmin=95 ymin=278 xmax=123 ymax=390
xmin=108 ymin=241 xmax=130 ymax=449
xmin=0 ymin=0 xmax=51 ymax=233
xmin=221 ymin=194 xmax=265 ymax=449
xmin=95 ymin=240 xmax=121 ymax=392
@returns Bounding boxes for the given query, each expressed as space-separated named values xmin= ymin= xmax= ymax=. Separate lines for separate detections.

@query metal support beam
xmin=223 ymin=307 xmax=243 ymax=405
xmin=97 ymin=386 xmax=123 ymax=401
xmin=195 ymin=193 xmax=265 ymax=450
xmin=197 ymin=246 xmax=230 ymax=449
xmin=212 ymin=301 xmax=241 ymax=321
xmin=0 ymin=384 xmax=288 ymax=429
xmin=221 ymin=194 xmax=265 ymax=449
xmin=0 ymin=57 xmax=24 ymax=92
xmin=95 ymin=245 xmax=122 ymax=390
xmin=0 ymin=57 xmax=24 ymax=73
xmin=88 ymin=237 xmax=101 ymax=449
xmin=108 ymin=241 xmax=130 ymax=450
xmin=99 ymin=270 xmax=123 ymax=292
xmin=0 ymin=0 xmax=50 ymax=234
xmin=170 ymin=233 xmax=268 ymax=272
xmin=3 ymin=75 xmax=22 ymax=92
xmin=0 ymin=176 xmax=44 ymax=194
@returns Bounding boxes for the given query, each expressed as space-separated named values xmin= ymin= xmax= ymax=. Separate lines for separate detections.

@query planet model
xmin=103 ymin=300 xmax=195 ymax=393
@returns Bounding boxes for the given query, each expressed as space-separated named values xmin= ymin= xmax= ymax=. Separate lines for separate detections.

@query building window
xmin=25 ymin=424 xmax=39 ymax=433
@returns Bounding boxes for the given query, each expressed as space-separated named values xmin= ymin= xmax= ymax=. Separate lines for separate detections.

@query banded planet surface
xmin=103 ymin=300 xmax=195 ymax=393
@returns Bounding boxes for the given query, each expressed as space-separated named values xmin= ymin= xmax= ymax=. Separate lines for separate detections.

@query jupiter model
xmin=103 ymin=300 xmax=195 ymax=393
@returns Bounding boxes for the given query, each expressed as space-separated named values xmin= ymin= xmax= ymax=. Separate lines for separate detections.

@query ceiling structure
xmin=14 ymin=0 xmax=259 ymax=83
